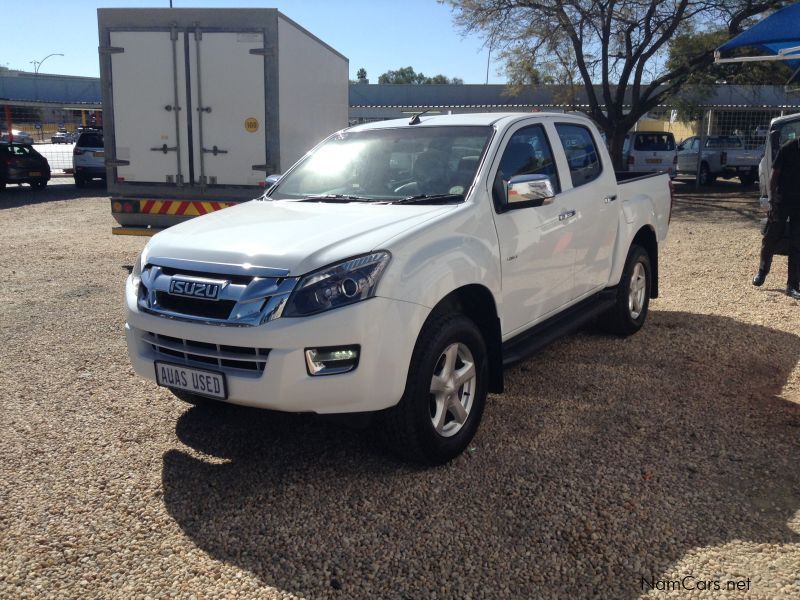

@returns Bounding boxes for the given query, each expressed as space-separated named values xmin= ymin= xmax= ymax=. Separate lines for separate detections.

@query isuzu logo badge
xmin=169 ymin=278 xmax=222 ymax=300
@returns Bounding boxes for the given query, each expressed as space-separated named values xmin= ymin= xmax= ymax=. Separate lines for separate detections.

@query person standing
xmin=752 ymin=136 xmax=800 ymax=299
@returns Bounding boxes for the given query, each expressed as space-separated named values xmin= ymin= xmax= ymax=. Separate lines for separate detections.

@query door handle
xmin=202 ymin=145 xmax=229 ymax=156
xmin=150 ymin=144 xmax=177 ymax=154
xmin=604 ymin=194 xmax=617 ymax=203
xmin=559 ymin=210 xmax=576 ymax=221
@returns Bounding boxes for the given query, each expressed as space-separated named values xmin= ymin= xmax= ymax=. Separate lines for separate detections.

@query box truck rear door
xmin=109 ymin=31 xmax=191 ymax=184
xmin=190 ymin=31 xmax=267 ymax=187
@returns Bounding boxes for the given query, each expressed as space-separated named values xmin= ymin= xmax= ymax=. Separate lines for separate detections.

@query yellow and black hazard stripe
xmin=111 ymin=198 xmax=239 ymax=216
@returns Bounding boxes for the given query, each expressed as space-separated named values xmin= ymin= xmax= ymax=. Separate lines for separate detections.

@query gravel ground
xmin=1 ymin=179 xmax=798 ymax=599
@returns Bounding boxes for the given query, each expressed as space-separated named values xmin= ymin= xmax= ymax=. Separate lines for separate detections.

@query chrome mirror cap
xmin=507 ymin=174 xmax=555 ymax=206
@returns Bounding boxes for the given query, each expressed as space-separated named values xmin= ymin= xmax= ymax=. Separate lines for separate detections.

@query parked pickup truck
xmin=125 ymin=113 xmax=671 ymax=464
xmin=676 ymin=135 xmax=762 ymax=186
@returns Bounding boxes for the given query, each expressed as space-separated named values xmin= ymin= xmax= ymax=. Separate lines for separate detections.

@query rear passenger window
xmin=555 ymin=124 xmax=602 ymax=187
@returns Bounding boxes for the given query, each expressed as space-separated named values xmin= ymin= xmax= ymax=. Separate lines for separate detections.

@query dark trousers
xmin=760 ymin=204 xmax=800 ymax=287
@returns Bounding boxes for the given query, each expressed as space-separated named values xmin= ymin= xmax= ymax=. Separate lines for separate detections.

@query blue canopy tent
xmin=715 ymin=3 xmax=800 ymax=84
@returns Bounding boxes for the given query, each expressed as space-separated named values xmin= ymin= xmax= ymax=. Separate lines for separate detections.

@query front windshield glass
xmin=270 ymin=125 xmax=493 ymax=202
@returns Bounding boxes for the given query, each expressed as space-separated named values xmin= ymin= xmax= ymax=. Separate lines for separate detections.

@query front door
xmin=491 ymin=121 xmax=576 ymax=337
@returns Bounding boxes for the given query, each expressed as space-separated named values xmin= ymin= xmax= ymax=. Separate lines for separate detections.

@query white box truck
xmin=97 ymin=8 xmax=348 ymax=234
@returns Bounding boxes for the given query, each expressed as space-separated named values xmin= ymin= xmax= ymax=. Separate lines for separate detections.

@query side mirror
xmin=677 ymin=144 xmax=684 ymax=151
xmin=506 ymin=174 xmax=555 ymax=209
xmin=265 ymin=174 xmax=281 ymax=187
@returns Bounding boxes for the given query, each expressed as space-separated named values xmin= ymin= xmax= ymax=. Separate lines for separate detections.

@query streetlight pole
xmin=30 ymin=53 xmax=64 ymax=100
xmin=29 ymin=53 xmax=63 ymax=139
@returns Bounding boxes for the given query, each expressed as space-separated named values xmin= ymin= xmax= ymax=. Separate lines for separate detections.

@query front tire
xmin=379 ymin=313 xmax=488 ymax=465
xmin=598 ymin=244 xmax=651 ymax=336
xmin=698 ymin=163 xmax=715 ymax=186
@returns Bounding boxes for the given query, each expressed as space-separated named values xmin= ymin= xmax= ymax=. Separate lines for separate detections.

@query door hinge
xmin=99 ymin=46 xmax=124 ymax=55
xmin=150 ymin=144 xmax=178 ymax=154
xmin=202 ymin=145 xmax=228 ymax=156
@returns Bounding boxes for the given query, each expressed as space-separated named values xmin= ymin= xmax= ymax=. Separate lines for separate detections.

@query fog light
xmin=304 ymin=345 xmax=360 ymax=376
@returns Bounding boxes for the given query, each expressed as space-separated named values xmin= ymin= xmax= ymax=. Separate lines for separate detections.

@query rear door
xmin=188 ymin=31 xmax=267 ymax=186
xmin=108 ymin=28 xmax=267 ymax=188
xmin=109 ymin=31 xmax=190 ymax=184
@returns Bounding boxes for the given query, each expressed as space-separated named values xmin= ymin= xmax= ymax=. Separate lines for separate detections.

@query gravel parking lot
xmin=1 ymin=180 xmax=798 ymax=599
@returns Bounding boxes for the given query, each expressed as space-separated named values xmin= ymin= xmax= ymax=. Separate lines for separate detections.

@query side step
xmin=502 ymin=289 xmax=617 ymax=367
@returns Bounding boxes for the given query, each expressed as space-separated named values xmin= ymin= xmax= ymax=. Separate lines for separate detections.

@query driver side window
xmin=493 ymin=125 xmax=561 ymax=207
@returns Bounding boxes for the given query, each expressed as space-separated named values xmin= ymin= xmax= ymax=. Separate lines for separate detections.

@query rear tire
xmin=740 ymin=173 xmax=756 ymax=186
xmin=74 ymin=174 xmax=85 ymax=188
xmin=379 ymin=313 xmax=488 ymax=465
xmin=598 ymin=244 xmax=651 ymax=336
xmin=698 ymin=163 xmax=715 ymax=186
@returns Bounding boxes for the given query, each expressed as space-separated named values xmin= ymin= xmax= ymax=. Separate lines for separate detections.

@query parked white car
xmin=125 ymin=113 xmax=671 ymax=464
xmin=1 ymin=129 xmax=35 ymax=145
xmin=621 ymin=131 xmax=677 ymax=177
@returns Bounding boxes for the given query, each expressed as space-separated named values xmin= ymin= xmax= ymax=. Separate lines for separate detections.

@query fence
xmin=1 ymin=103 xmax=102 ymax=174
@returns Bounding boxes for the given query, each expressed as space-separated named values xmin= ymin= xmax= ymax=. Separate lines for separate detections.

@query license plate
xmin=94 ymin=151 xmax=105 ymax=157
xmin=645 ymin=158 xmax=662 ymax=164
xmin=29 ymin=171 xmax=41 ymax=176
xmin=154 ymin=361 xmax=227 ymax=400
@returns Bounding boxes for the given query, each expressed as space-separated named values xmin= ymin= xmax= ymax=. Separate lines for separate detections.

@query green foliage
xmin=378 ymin=66 xmax=464 ymax=85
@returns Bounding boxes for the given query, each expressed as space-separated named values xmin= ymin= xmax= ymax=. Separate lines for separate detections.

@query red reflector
xmin=73 ymin=148 xmax=83 ymax=156
xmin=116 ymin=177 xmax=125 ymax=183
xmin=123 ymin=202 xmax=134 ymax=213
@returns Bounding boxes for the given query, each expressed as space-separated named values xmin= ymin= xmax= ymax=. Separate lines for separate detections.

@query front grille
xmin=155 ymin=291 xmax=236 ymax=320
xmin=138 ymin=262 xmax=298 ymax=326
xmin=144 ymin=331 xmax=269 ymax=372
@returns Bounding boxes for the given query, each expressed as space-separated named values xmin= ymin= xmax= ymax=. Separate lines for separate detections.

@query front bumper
xmin=125 ymin=275 xmax=429 ymax=413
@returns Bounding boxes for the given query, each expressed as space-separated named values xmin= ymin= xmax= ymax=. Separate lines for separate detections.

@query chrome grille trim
xmin=144 ymin=331 xmax=269 ymax=373
xmin=138 ymin=263 xmax=298 ymax=326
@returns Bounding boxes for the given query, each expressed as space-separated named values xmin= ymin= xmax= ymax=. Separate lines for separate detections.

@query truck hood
xmin=146 ymin=199 xmax=455 ymax=275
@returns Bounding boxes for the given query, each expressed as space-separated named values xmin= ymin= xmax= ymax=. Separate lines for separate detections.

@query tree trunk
xmin=607 ymin=127 xmax=629 ymax=172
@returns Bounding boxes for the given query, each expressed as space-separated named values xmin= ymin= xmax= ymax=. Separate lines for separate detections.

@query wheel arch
xmin=427 ymin=284 xmax=504 ymax=393
xmin=632 ymin=225 xmax=659 ymax=298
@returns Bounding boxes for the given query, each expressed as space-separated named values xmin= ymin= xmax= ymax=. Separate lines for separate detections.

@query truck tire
xmin=598 ymin=244 xmax=651 ymax=336
xmin=698 ymin=163 xmax=715 ymax=186
xmin=32 ymin=178 xmax=47 ymax=189
xmin=74 ymin=174 xmax=85 ymax=188
xmin=379 ymin=313 xmax=488 ymax=465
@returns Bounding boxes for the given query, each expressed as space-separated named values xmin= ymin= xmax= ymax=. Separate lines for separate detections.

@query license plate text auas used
xmin=155 ymin=362 xmax=226 ymax=399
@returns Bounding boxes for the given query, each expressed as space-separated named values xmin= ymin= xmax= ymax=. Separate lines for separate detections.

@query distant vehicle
xmin=676 ymin=135 xmax=762 ymax=186
xmin=51 ymin=132 xmax=71 ymax=144
xmin=621 ymin=132 xmax=677 ymax=177
xmin=0 ymin=142 xmax=51 ymax=189
xmin=760 ymin=112 xmax=800 ymax=202
xmin=1 ymin=129 xmax=35 ymax=145
xmin=72 ymin=131 xmax=106 ymax=187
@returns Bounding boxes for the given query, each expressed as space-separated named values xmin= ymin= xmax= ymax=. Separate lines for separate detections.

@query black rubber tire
xmin=698 ymin=163 xmax=715 ymax=186
xmin=597 ymin=244 xmax=652 ymax=336
xmin=74 ymin=174 xmax=85 ymax=188
xmin=0 ymin=180 xmax=5 ymax=191
xmin=739 ymin=173 xmax=756 ymax=186
xmin=33 ymin=178 xmax=47 ymax=189
xmin=379 ymin=313 xmax=488 ymax=465
xmin=170 ymin=388 xmax=216 ymax=407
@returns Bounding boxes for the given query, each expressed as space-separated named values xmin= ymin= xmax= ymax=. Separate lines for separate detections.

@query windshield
xmin=705 ymin=136 xmax=742 ymax=149
xmin=269 ymin=126 xmax=493 ymax=202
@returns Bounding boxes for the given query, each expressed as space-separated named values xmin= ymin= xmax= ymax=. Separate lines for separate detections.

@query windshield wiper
xmin=299 ymin=194 xmax=374 ymax=203
xmin=391 ymin=193 xmax=463 ymax=205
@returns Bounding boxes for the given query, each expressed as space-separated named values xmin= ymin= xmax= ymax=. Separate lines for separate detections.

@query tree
xmin=378 ymin=66 xmax=464 ymax=85
xmin=447 ymin=0 xmax=788 ymax=168
xmin=356 ymin=67 xmax=368 ymax=82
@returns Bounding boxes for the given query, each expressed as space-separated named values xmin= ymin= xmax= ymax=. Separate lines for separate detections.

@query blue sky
xmin=4 ymin=0 xmax=505 ymax=83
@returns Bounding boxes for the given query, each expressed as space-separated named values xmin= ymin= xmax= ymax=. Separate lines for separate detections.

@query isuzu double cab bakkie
xmin=125 ymin=113 xmax=671 ymax=464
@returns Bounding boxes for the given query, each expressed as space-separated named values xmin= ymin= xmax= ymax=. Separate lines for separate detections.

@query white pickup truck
xmin=125 ymin=113 xmax=671 ymax=464
xmin=676 ymin=134 xmax=762 ymax=186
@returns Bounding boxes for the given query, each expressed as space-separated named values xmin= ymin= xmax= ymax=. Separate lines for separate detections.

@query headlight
xmin=283 ymin=251 xmax=391 ymax=317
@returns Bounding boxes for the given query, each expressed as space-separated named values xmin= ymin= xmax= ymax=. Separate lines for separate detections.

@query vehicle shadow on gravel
xmin=161 ymin=310 xmax=800 ymax=599
xmin=672 ymin=181 xmax=761 ymax=223
xmin=0 ymin=181 xmax=107 ymax=210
